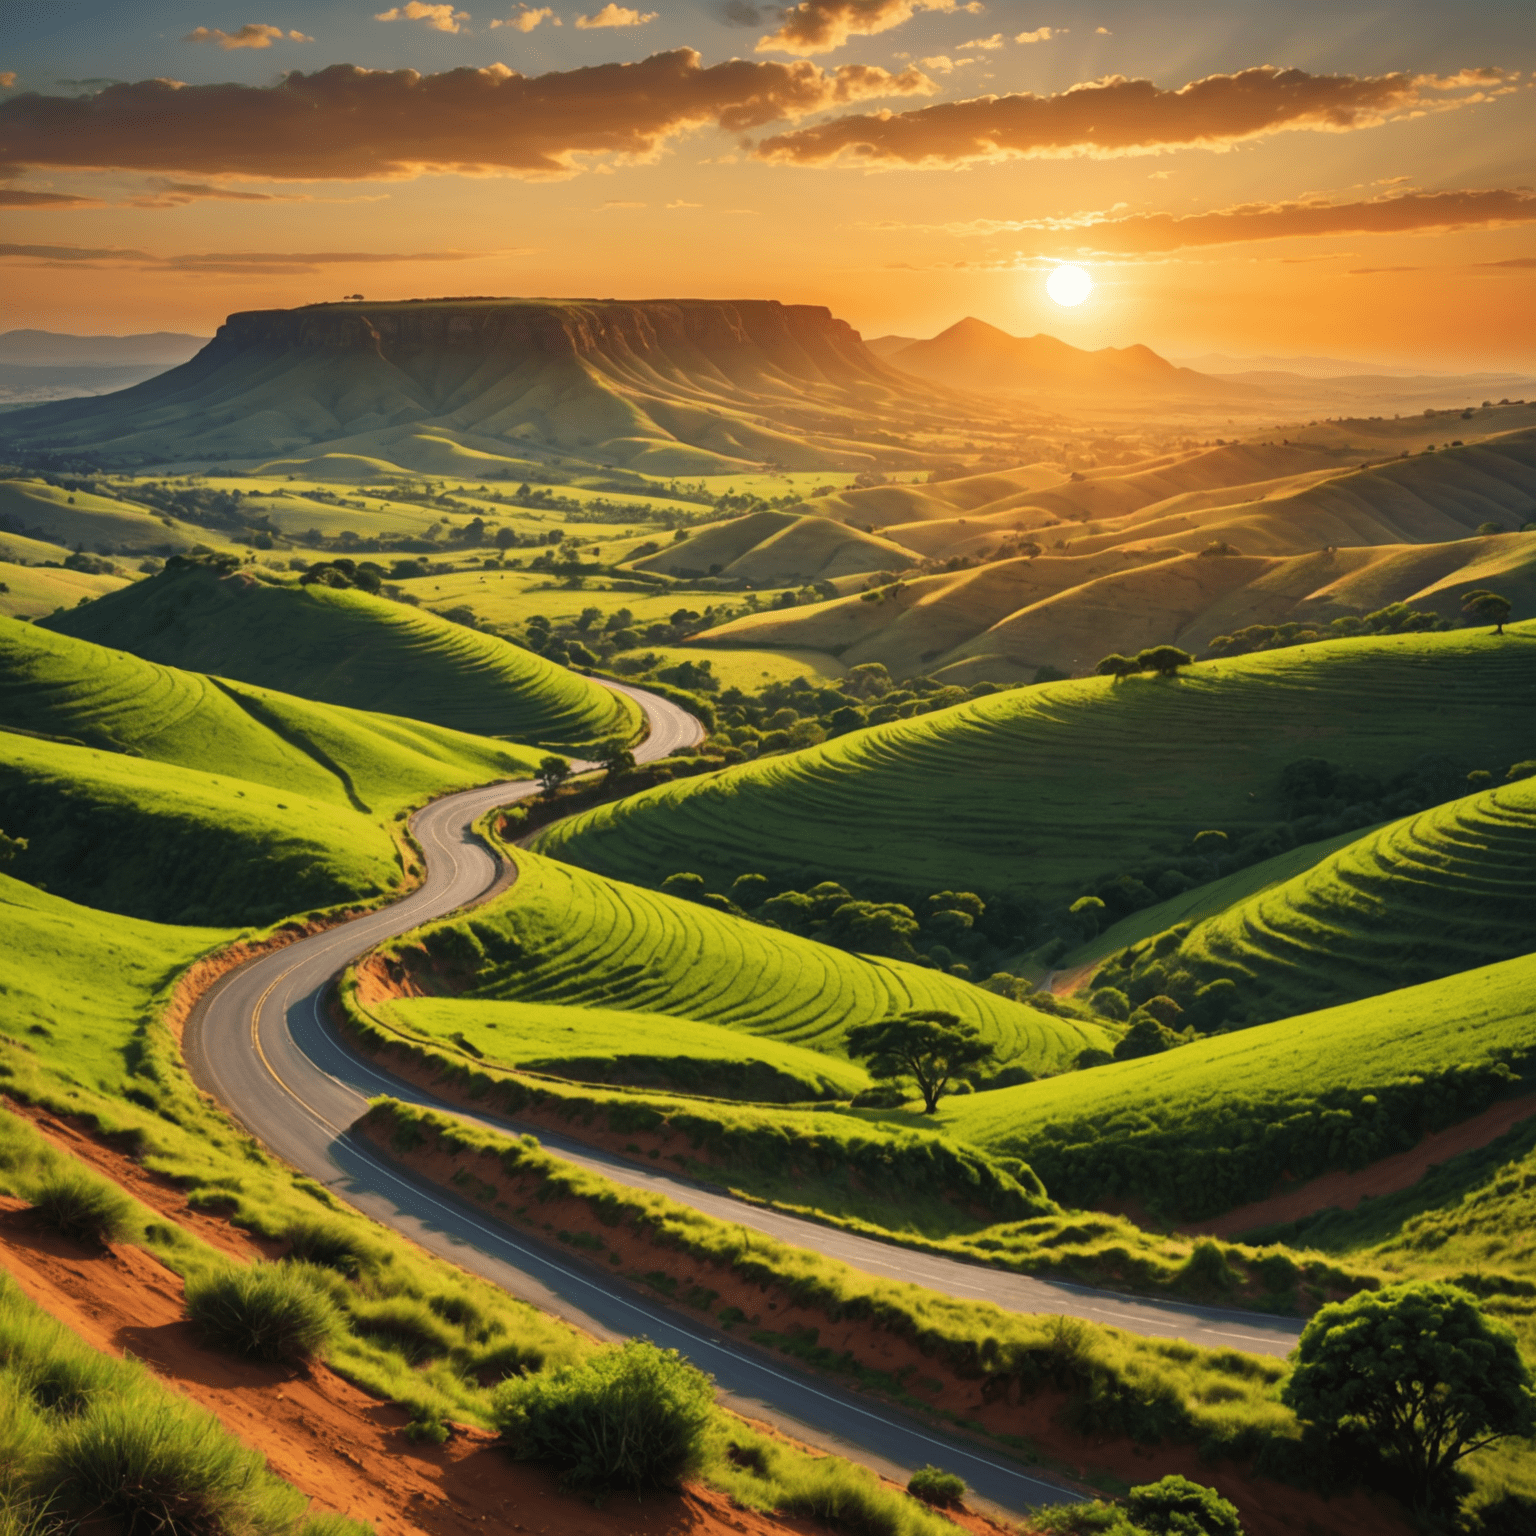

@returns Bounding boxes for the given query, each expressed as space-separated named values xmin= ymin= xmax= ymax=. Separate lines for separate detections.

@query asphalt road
xmin=184 ymin=684 xmax=1300 ymax=1515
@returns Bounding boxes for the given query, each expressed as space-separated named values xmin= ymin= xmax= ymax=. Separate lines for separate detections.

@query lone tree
xmin=536 ymin=755 xmax=571 ymax=798
xmin=1095 ymin=653 xmax=1141 ymax=679
xmin=597 ymin=738 xmax=635 ymax=781
xmin=1282 ymin=1281 xmax=1536 ymax=1513
xmin=1461 ymin=588 xmax=1512 ymax=635
xmin=1135 ymin=645 xmax=1195 ymax=677
xmin=0 ymin=829 xmax=25 ymax=868
xmin=844 ymin=1010 xmax=994 ymax=1114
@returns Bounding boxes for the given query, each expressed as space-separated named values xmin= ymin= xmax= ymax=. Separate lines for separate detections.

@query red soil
xmin=1183 ymin=1092 xmax=1536 ymax=1239
xmin=0 ymin=1195 xmax=872 ymax=1536
xmin=362 ymin=1118 xmax=1413 ymax=1536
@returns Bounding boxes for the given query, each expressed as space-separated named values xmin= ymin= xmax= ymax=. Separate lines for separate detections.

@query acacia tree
xmin=844 ymin=1010 xmax=994 ymax=1113
xmin=1135 ymin=645 xmax=1195 ymax=677
xmin=1461 ymin=589 xmax=1512 ymax=634
xmin=1282 ymin=1281 xmax=1536 ymax=1512
xmin=536 ymin=755 xmax=571 ymax=798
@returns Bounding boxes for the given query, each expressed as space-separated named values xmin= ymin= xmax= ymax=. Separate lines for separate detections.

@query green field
xmin=0 ymin=731 xmax=404 ymax=925
xmin=0 ymin=477 xmax=247 ymax=556
xmin=0 ymin=619 xmax=542 ymax=815
xmin=0 ymin=556 xmax=129 ymax=621
xmin=1101 ymin=775 xmax=1536 ymax=1023
xmin=938 ymin=948 xmax=1536 ymax=1219
xmin=388 ymin=845 xmax=1113 ymax=1075
xmin=46 ymin=564 xmax=637 ymax=751
xmin=534 ymin=625 xmax=1536 ymax=904
xmin=383 ymin=997 xmax=871 ymax=1102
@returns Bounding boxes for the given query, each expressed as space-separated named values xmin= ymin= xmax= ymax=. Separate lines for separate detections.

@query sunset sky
xmin=3 ymin=0 xmax=1533 ymax=368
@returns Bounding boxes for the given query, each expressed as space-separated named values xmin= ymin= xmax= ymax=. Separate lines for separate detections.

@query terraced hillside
xmin=1099 ymin=774 xmax=1536 ymax=1024
xmin=0 ymin=620 xmax=540 ymax=816
xmin=938 ymin=947 xmax=1536 ymax=1219
xmin=377 ymin=847 xmax=1113 ymax=1076
xmin=46 ymin=563 xmax=638 ymax=749
xmin=0 ymin=299 xmax=1012 ymax=476
xmin=0 ymin=731 xmax=403 ymax=925
xmin=535 ymin=626 xmax=1536 ymax=905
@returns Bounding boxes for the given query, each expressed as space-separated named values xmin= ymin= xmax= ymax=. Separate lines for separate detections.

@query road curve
xmin=185 ymin=685 xmax=1298 ymax=1515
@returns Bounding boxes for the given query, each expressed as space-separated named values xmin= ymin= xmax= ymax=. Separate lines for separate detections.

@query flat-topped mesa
xmin=211 ymin=298 xmax=886 ymax=387
xmin=0 ymin=296 xmax=993 ymax=474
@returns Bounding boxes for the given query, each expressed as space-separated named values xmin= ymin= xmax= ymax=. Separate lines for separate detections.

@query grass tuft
xmin=186 ymin=1264 xmax=339 ymax=1365
xmin=27 ymin=1167 xmax=136 ymax=1248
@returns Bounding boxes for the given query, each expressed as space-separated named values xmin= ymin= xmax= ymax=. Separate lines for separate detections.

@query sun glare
xmin=1046 ymin=264 xmax=1093 ymax=307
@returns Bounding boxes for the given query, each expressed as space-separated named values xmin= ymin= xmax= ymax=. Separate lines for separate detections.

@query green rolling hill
xmin=937 ymin=946 xmax=1536 ymax=1220
xmin=0 ymin=619 xmax=540 ymax=816
xmin=374 ymin=846 xmax=1113 ymax=1077
xmin=534 ymin=625 xmax=1536 ymax=906
xmin=44 ymin=562 xmax=638 ymax=750
xmin=0 ymin=731 xmax=404 ymax=925
xmin=0 ymin=476 xmax=246 ymax=557
xmin=1096 ymin=773 xmax=1536 ymax=1025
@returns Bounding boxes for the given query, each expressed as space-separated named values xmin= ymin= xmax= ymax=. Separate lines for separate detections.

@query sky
xmin=2 ymin=0 xmax=1533 ymax=368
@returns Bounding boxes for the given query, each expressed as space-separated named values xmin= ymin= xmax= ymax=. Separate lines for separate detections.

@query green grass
xmin=383 ymin=997 xmax=871 ymax=1103
xmin=1059 ymin=825 xmax=1379 ymax=972
xmin=938 ymin=948 xmax=1536 ymax=1220
xmin=534 ymin=625 xmax=1536 ymax=905
xmin=47 ymin=565 xmax=639 ymax=751
xmin=393 ymin=845 xmax=1112 ymax=1075
xmin=186 ymin=1264 xmax=340 ymax=1364
xmin=0 ymin=618 xmax=541 ymax=816
xmin=1117 ymin=775 xmax=1536 ymax=1023
xmin=0 ymin=477 xmax=247 ymax=557
xmin=0 ymin=731 xmax=406 ymax=924
xmin=0 ymin=557 xmax=129 ymax=621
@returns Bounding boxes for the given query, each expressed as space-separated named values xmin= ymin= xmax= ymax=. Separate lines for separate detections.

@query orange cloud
xmin=0 ymin=242 xmax=510 ymax=274
xmin=374 ymin=3 xmax=470 ymax=33
xmin=931 ymin=188 xmax=1536 ymax=252
xmin=0 ymin=188 xmax=103 ymax=208
xmin=1014 ymin=26 xmax=1060 ymax=43
xmin=183 ymin=24 xmax=313 ymax=48
xmin=574 ymin=4 xmax=657 ymax=25
xmin=0 ymin=53 xmax=934 ymax=182
xmin=756 ymin=0 xmax=983 ymax=57
xmin=0 ymin=73 xmax=18 ymax=89
xmin=754 ymin=64 xmax=1517 ymax=166
xmin=489 ymin=6 xmax=559 ymax=28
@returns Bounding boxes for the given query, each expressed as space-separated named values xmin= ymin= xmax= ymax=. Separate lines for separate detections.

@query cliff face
xmin=0 ymin=298 xmax=999 ymax=474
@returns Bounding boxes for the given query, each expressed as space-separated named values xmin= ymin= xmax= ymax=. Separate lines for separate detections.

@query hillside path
xmin=185 ymin=683 xmax=1299 ymax=1515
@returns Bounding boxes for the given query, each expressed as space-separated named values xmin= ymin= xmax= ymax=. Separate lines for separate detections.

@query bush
xmin=1469 ymin=1494 xmax=1536 ymax=1536
xmin=1127 ymin=1475 xmax=1244 ymax=1536
xmin=907 ymin=1465 xmax=966 ymax=1507
xmin=185 ymin=1263 xmax=338 ymax=1365
xmin=27 ymin=1168 xmax=135 ymax=1248
xmin=492 ymin=1340 xmax=713 ymax=1495
xmin=349 ymin=1297 xmax=459 ymax=1363
xmin=37 ymin=1391 xmax=305 ymax=1536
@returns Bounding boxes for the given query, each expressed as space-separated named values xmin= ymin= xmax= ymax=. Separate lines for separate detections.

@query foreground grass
xmin=534 ymin=625 xmax=1536 ymax=905
xmin=940 ymin=948 xmax=1536 ymax=1221
xmin=48 ymin=566 xmax=639 ymax=751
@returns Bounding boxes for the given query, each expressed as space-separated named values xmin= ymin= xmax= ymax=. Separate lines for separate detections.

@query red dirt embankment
xmin=358 ymin=1115 xmax=1412 ymax=1536
xmin=0 ymin=1188 xmax=861 ymax=1536
xmin=1182 ymin=1092 xmax=1536 ymax=1239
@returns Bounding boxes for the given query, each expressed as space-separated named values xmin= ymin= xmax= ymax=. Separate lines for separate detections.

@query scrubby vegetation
xmin=186 ymin=1264 xmax=341 ymax=1364
xmin=26 ymin=1165 xmax=135 ymax=1248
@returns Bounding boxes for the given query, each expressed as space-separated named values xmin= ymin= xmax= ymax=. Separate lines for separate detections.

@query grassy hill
xmin=0 ymin=477 xmax=244 ymax=557
xmin=0 ymin=731 xmax=404 ymax=925
xmin=0 ymin=619 xmax=540 ymax=816
xmin=635 ymin=511 xmax=916 ymax=586
xmin=0 ymin=299 xmax=1008 ymax=476
xmin=378 ymin=845 xmax=1113 ymax=1076
xmin=1 ymin=558 xmax=129 ymax=621
xmin=535 ymin=625 xmax=1536 ymax=906
xmin=936 ymin=946 xmax=1536 ymax=1219
xmin=44 ymin=563 xmax=638 ymax=750
xmin=1098 ymin=774 xmax=1536 ymax=1025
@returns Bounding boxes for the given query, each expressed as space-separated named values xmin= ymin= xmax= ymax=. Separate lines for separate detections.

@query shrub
xmin=492 ymin=1340 xmax=713 ymax=1495
xmin=1470 ymin=1494 xmax=1536 ymax=1536
xmin=27 ymin=1168 xmax=135 ymax=1248
xmin=1177 ymin=1241 xmax=1241 ymax=1296
xmin=906 ymin=1466 xmax=966 ymax=1507
xmin=1127 ymin=1475 xmax=1244 ymax=1536
xmin=186 ymin=1263 xmax=339 ymax=1365
xmin=37 ymin=1391 xmax=305 ymax=1536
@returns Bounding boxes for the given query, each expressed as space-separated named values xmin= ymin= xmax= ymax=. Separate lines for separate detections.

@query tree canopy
xmin=844 ymin=1010 xmax=995 ymax=1113
xmin=1281 ymin=1281 xmax=1536 ymax=1511
xmin=1461 ymin=589 xmax=1512 ymax=635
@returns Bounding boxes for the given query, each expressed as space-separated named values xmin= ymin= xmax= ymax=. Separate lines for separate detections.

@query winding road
xmin=185 ymin=684 xmax=1302 ymax=1517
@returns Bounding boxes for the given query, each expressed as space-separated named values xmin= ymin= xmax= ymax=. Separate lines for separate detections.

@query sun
xmin=1046 ymin=264 xmax=1093 ymax=307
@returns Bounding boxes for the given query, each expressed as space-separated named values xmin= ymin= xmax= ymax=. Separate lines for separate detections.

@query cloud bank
xmin=183 ymin=24 xmax=312 ymax=49
xmin=756 ymin=0 xmax=983 ymax=57
xmin=0 ymin=52 xmax=934 ymax=181
xmin=754 ymin=64 xmax=1516 ymax=165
